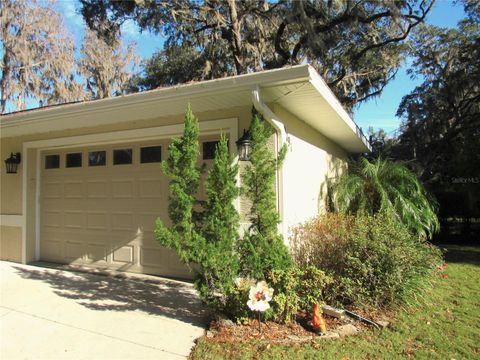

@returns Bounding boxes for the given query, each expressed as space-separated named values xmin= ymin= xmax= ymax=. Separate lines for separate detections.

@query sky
xmin=353 ymin=0 xmax=466 ymax=135
xmin=54 ymin=1 xmax=465 ymax=135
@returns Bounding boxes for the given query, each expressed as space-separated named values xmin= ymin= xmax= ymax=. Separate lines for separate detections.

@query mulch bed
xmin=204 ymin=308 xmax=393 ymax=344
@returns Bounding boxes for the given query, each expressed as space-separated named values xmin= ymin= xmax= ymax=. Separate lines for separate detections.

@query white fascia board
xmin=307 ymin=65 xmax=371 ymax=152
xmin=0 ymin=65 xmax=311 ymax=137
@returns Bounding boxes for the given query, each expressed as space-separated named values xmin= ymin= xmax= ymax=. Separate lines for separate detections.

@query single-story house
xmin=0 ymin=64 xmax=370 ymax=279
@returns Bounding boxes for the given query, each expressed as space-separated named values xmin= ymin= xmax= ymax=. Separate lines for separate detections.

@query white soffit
xmin=0 ymin=64 xmax=369 ymax=152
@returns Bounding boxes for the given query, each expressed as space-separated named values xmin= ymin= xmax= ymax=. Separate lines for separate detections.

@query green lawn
xmin=191 ymin=245 xmax=480 ymax=359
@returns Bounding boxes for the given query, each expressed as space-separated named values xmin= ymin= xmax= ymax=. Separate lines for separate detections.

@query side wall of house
xmin=272 ymin=104 xmax=348 ymax=242
xmin=0 ymin=106 xmax=252 ymax=263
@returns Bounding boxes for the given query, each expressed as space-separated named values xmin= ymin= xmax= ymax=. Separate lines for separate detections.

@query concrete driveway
xmin=0 ymin=261 xmax=210 ymax=359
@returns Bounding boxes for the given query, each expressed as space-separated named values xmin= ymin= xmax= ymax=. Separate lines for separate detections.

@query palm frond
xmin=333 ymin=157 xmax=440 ymax=239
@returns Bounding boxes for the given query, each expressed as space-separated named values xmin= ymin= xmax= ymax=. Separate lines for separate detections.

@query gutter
xmin=251 ymin=85 xmax=288 ymax=242
xmin=306 ymin=65 xmax=372 ymax=152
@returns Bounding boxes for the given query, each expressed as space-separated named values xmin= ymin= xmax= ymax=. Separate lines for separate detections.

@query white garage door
xmin=40 ymin=137 xmax=218 ymax=279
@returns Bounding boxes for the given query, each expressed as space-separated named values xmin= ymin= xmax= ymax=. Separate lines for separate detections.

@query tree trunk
xmin=0 ymin=19 xmax=11 ymax=114
xmin=227 ymin=0 xmax=244 ymax=75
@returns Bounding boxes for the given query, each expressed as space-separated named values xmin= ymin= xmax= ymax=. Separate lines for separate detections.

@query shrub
xmin=156 ymin=106 xmax=298 ymax=322
xmin=238 ymin=110 xmax=292 ymax=279
xmin=290 ymin=212 xmax=442 ymax=308
xmin=224 ymin=266 xmax=331 ymax=323
xmin=155 ymin=107 xmax=240 ymax=315
xmin=155 ymin=104 xmax=203 ymax=263
xmin=333 ymin=157 xmax=440 ymax=239
xmin=196 ymin=135 xmax=240 ymax=312
xmin=267 ymin=266 xmax=332 ymax=323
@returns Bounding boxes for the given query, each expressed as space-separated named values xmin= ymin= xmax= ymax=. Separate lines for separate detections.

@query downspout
xmin=251 ymin=84 xmax=289 ymax=243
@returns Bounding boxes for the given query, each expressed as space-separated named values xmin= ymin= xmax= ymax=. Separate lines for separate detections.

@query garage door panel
xmin=64 ymin=241 xmax=85 ymax=262
xmin=112 ymin=245 xmax=135 ymax=263
xmin=111 ymin=212 xmax=135 ymax=231
xmin=43 ymin=181 xmax=62 ymax=199
xmin=43 ymin=210 xmax=62 ymax=228
xmin=112 ymin=179 xmax=135 ymax=199
xmin=64 ymin=181 xmax=83 ymax=199
xmin=64 ymin=211 xmax=84 ymax=229
xmin=40 ymin=141 xmax=198 ymax=279
xmin=86 ymin=180 xmax=108 ymax=199
xmin=140 ymin=246 xmax=171 ymax=268
xmin=85 ymin=245 xmax=108 ymax=263
xmin=86 ymin=212 xmax=108 ymax=231
xmin=137 ymin=213 xmax=160 ymax=232
xmin=138 ymin=178 xmax=165 ymax=199
xmin=41 ymin=238 xmax=64 ymax=262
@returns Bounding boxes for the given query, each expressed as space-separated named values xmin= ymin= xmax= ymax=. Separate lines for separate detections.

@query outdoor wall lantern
xmin=236 ymin=129 xmax=252 ymax=161
xmin=4 ymin=152 xmax=21 ymax=174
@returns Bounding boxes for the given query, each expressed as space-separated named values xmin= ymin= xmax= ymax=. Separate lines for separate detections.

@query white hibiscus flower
xmin=247 ymin=281 xmax=274 ymax=312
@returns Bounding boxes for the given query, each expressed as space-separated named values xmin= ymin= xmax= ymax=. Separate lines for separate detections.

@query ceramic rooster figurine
xmin=311 ymin=303 xmax=327 ymax=335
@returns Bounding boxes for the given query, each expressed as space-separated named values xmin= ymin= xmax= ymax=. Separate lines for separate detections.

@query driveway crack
xmin=0 ymin=305 xmax=187 ymax=359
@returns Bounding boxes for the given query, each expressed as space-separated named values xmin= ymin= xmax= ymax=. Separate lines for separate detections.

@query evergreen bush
xmin=155 ymin=107 xmax=241 ymax=313
xmin=196 ymin=135 xmax=240 ymax=311
xmin=238 ymin=111 xmax=292 ymax=279
xmin=156 ymin=106 xmax=317 ymax=321
xmin=155 ymin=104 xmax=204 ymax=264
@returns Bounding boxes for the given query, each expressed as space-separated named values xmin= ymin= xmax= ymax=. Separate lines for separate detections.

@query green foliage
xmin=222 ymin=277 xmax=254 ymax=321
xmin=195 ymin=136 xmax=240 ymax=311
xmin=333 ymin=157 xmax=440 ymax=239
xmin=132 ymin=43 xmax=206 ymax=90
xmin=155 ymin=104 xmax=203 ymax=263
xmin=291 ymin=212 xmax=442 ymax=308
xmin=394 ymin=9 xmax=480 ymax=218
xmin=192 ymin=251 xmax=480 ymax=360
xmin=238 ymin=111 xmax=292 ymax=280
xmin=81 ymin=0 xmax=433 ymax=110
xmin=266 ymin=266 xmax=332 ymax=323
xmin=155 ymin=105 xmax=300 ymax=323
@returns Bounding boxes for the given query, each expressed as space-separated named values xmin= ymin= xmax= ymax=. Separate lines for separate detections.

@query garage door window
xmin=113 ymin=149 xmax=133 ymax=165
xmin=140 ymin=146 xmax=162 ymax=163
xmin=88 ymin=151 xmax=106 ymax=166
xmin=66 ymin=153 xmax=82 ymax=168
xmin=203 ymin=141 xmax=220 ymax=160
xmin=45 ymin=154 xmax=60 ymax=169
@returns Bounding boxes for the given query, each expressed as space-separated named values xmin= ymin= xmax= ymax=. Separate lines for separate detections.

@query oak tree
xmin=1 ymin=0 xmax=84 ymax=113
xmin=80 ymin=0 xmax=433 ymax=110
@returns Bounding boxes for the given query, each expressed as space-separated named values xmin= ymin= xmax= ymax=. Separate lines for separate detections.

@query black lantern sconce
xmin=236 ymin=129 xmax=252 ymax=161
xmin=4 ymin=152 xmax=21 ymax=174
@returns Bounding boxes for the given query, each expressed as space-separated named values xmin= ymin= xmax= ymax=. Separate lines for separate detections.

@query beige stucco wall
xmin=1 ymin=136 xmax=24 ymax=263
xmin=0 ymin=226 xmax=22 ymax=262
xmin=1 ymin=102 xmax=354 ymax=264
xmin=0 ymin=105 xmax=252 ymax=263
xmin=272 ymin=104 xmax=348 ymax=241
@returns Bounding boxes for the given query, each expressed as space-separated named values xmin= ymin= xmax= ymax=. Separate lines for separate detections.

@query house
xmin=0 ymin=64 xmax=370 ymax=279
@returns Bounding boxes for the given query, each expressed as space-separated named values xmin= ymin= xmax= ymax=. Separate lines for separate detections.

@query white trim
xmin=22 ymin=143 xmax=27 ymax=263
xmin=35 ymin=149 xmax=41 ymax=261
xmin=0 ymin=215 xmax=23 ymax=227
xmin=20 ymin=118 xmax=238 ymax=264
xmin=307 ymin=66 xmax=371 ymax=151
xmin=24 ymin=119 xmax=237 ymax=149
xmin=1 ymin=65 xmax=309 ymax=132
